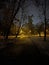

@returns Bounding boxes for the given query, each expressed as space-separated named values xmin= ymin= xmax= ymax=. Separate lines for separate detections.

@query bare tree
xmin=32 ymin=0 xmax=47 ymax=41
xmin=36 ymin=22 xmax=44 ymax=37
xmin=0 ymin=0 xmax=25 ymax=40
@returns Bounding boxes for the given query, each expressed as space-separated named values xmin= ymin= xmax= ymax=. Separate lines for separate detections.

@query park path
xmin=0 ymin=36 xmax=49 ymax=56
xmin=30 ymin=36 xmax=49 ymax=56
xmin=12 ymin=36 xmax=49 ymax=56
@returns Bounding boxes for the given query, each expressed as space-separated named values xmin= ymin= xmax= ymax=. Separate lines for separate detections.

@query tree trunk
xmin=39 ymin=33 xmax=41 ymax=37
xmin=4 ymin=0 xmax=22 ymax=40
xmin=44 ymin=0 xmax=46 ymax=41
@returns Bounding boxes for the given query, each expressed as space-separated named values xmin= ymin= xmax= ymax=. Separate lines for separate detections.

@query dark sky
xmin=0 ymin=0 xmax=49 ymax=24
xmin=16 ymin=0 xmax=49 ymax=24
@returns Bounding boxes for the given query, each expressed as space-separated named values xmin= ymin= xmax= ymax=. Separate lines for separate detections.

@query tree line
xmin=0 ymin=0 xmax=49 ymax=41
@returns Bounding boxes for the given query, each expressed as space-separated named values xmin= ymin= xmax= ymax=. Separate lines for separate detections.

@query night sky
xmin=16 ymin=0 xmax=49 ymax=24
xmin=0 ymin=0 xmax=49 ymax=24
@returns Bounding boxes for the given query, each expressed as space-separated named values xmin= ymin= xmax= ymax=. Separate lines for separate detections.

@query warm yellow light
xmin=41 ymin=32 xmax=44 ymax=36
xmin=8 ymin=36 xmax=16 ymax=39
xmin=46 ymin=29 xmax=48 ymax=32
xmin=18 ymin=34 xmax=29 ymax=38
xmin=29 ymin=30 xmax=31 ymax=33
xmin=20 ymin=29 xmax=23 ymax=34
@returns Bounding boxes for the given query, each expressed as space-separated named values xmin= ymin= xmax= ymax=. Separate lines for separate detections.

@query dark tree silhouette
xmin=33 ymin=0 xmax=47 ymax=41
xmin=0 ymin=0 xmax=25 ymax=40
xmin=44 ymin=0 xmax=46 ymax=41
xmin=36 ymin=22 xmax=44 ymax=37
